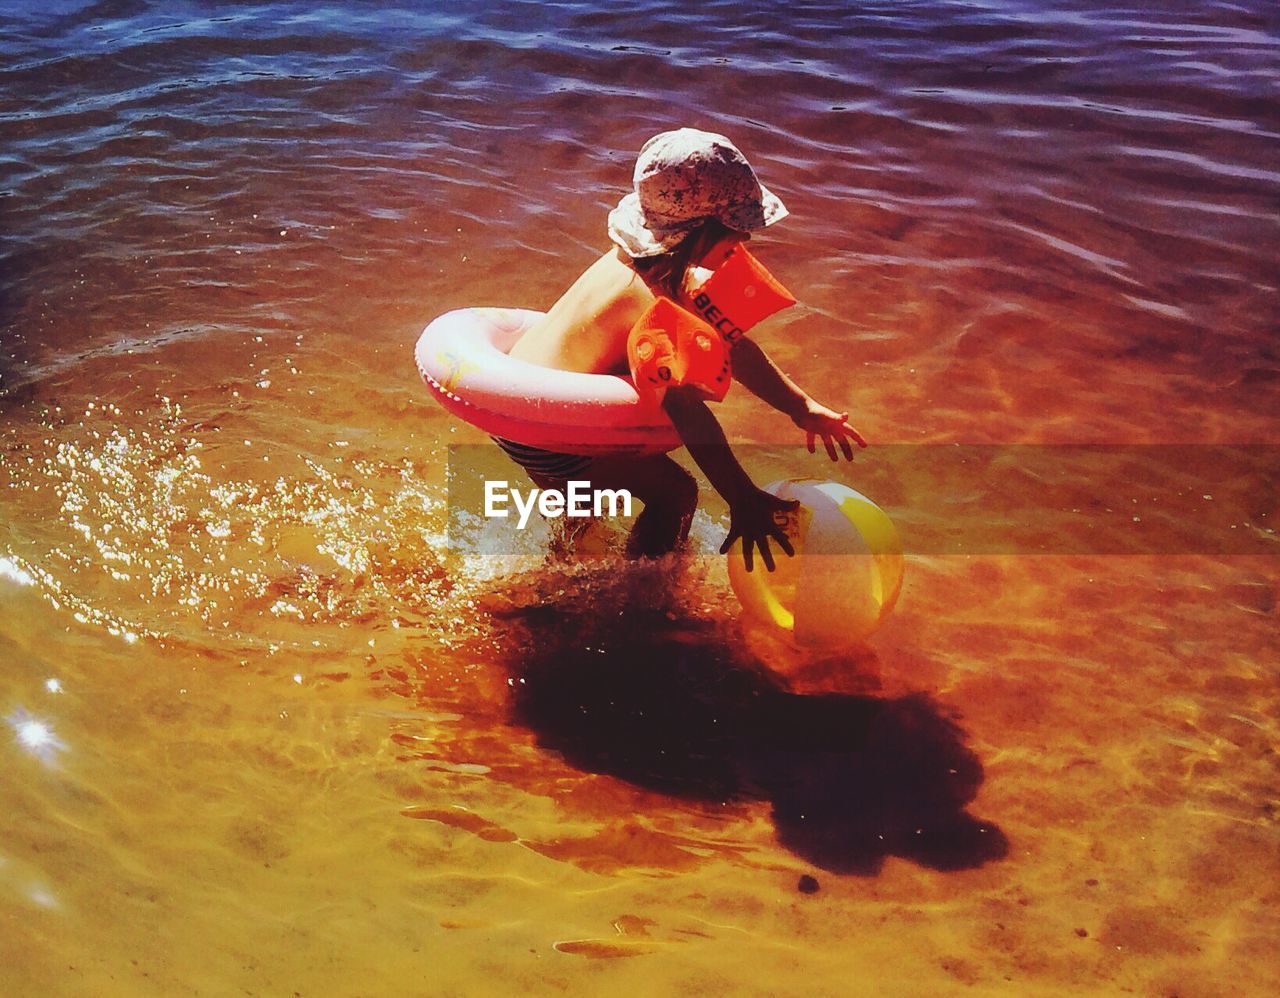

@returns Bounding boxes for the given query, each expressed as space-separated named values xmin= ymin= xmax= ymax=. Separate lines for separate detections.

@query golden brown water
xmin=1 ymin=2 xmax=1277 ymax=994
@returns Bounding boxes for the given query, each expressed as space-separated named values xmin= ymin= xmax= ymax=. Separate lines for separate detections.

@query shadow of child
xmin=501 ymin=584 xmax=1008 ymax=876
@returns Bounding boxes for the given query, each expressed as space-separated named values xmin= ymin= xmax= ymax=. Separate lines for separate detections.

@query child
xmin=502 ymin=127 xmax=865 ymax=571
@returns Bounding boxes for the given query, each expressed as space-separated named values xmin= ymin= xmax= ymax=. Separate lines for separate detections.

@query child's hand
xmin=720 ymin=488 xmax=799 ymax=573
xmin=792 ymin=399 xmax=867 ymax=461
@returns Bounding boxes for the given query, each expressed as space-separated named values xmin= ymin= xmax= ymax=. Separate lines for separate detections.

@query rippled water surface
xmin=2 ymin=2 xmax=1277 ymax=994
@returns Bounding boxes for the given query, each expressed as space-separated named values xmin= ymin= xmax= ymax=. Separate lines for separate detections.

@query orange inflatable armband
xmin=626 ymin=298 xmax=731 ymax=405
xmin=688 ymin=247 xmax=796 ymax=343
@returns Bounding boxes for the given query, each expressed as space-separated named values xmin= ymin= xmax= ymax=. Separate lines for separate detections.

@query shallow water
xmin=1 ymin=1 xmax=1277 ymax=994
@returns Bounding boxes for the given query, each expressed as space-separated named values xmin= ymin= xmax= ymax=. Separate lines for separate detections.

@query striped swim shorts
xmin=492 ymin=437 xmax=594 ymax=481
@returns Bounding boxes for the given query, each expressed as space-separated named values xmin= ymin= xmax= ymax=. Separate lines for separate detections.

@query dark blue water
xmin=2 ymin=1 xmax=1275 ymax=425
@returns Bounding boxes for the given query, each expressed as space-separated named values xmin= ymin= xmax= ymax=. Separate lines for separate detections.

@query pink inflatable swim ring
xmin=414 ymin=307 xmax=681 ymax=456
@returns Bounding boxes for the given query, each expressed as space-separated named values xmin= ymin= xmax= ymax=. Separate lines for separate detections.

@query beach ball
xmin=728 ymin=480 xmax=903 ymax=648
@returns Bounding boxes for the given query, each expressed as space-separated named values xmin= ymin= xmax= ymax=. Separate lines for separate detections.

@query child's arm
xmin=729 ymin=337 xmax=868 ymax=461
xmin=662 ymin=386 xmax=797 ymax=572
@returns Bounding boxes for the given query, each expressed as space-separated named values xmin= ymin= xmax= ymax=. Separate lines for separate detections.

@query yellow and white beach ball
xmin=728 ymin=480 xmax=903 ymax=648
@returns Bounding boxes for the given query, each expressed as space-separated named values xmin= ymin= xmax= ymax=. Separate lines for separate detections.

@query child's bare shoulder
xmin=569 ymin=249 xmax=653 ymax=325
xmin=510 ymin=249 xmax=651 ymax=372
xmin=602 ymin=252 xmax=657 ymax=316
xmin=586 ymin=247 xmax=653 ymax=301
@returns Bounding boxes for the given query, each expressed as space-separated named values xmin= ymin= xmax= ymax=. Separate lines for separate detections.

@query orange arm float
xmin=687 ymin=247 xmax=797 ymax=344
xmin=626 ymin=297 xmax=732 ymax=405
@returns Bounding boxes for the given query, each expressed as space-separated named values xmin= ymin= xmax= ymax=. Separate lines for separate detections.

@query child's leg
xmin=576 ymin=453 xmax=698 ymax=558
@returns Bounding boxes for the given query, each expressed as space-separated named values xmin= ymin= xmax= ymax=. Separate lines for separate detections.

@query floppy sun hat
xmin=608 ymin=128 xmax=788 ymax=258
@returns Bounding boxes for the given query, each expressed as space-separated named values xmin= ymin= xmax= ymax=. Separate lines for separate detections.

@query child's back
xmin=507 ymin=248 xmax=652 ymax=375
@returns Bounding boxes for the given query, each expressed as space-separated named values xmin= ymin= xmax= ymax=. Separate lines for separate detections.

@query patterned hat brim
xmin=607 ymin=184 xmax=788 ymax=259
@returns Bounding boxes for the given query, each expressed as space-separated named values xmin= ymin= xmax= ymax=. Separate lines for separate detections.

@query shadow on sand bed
xmin=499 ymin=580 xmax=1008 ymax=876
